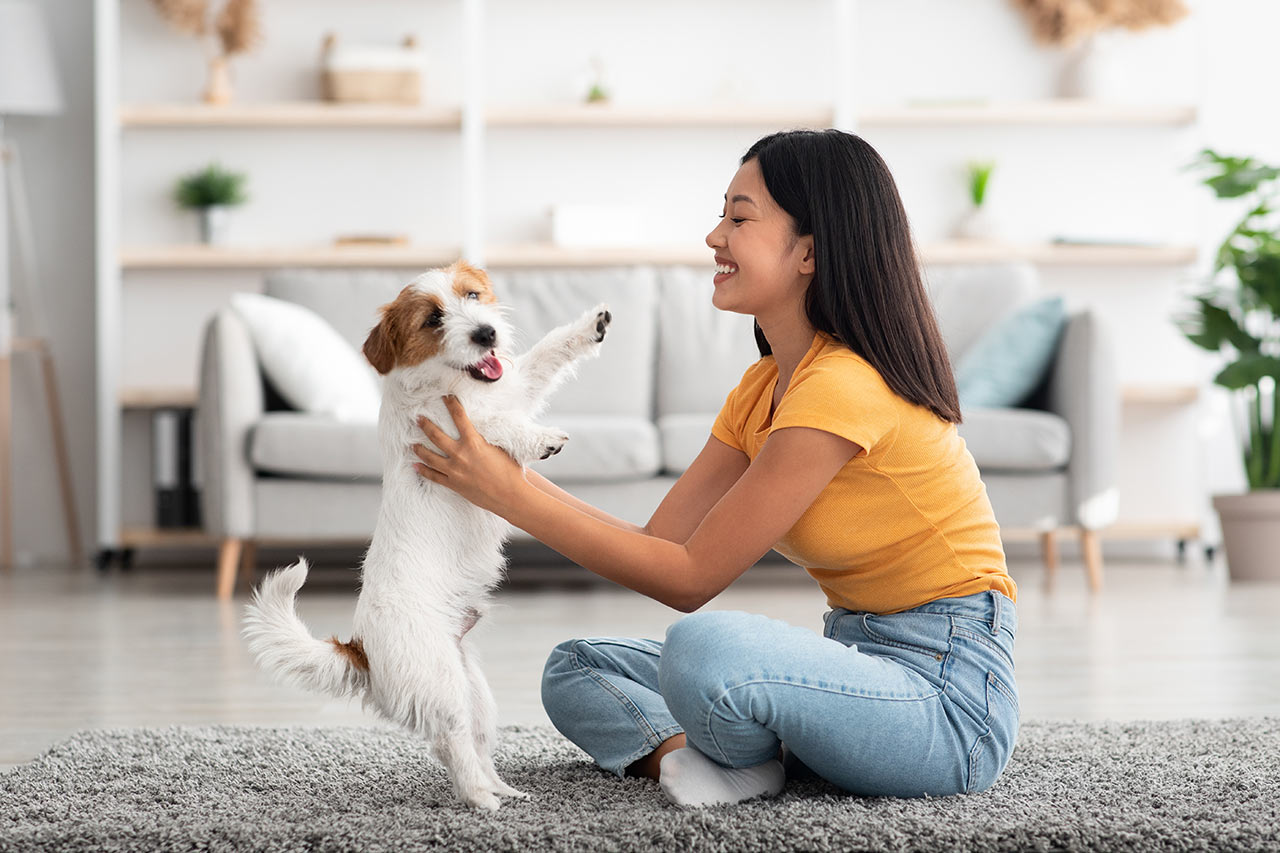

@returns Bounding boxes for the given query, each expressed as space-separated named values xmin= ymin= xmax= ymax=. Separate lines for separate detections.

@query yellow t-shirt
xmin=711 ymin=332 xmax=1015 ymax=615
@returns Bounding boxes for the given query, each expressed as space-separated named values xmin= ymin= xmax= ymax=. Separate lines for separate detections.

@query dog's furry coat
xmin=243 ymin=262 xmax=610 ymax=810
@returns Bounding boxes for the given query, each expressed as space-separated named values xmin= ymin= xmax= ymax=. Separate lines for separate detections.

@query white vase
xmin=199 ymin=205 xmax=230 ymax=245
xmin=954 ymin=205 xmax=995 ymax=241
xmin=1059 ymin=32 xmax=1120 ymax=100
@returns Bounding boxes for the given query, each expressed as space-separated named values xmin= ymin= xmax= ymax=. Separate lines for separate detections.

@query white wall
xmin=9 ymin=0 xmax=1280 ymax=562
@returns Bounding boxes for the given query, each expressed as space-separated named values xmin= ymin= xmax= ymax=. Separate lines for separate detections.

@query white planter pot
xmin=1212 ymin=491 xmax=1280 ymax=582
xmin=954 ymin=205 xmax=995 ymax=241
xmin=199 ymin=205 xmax=231 ymax=246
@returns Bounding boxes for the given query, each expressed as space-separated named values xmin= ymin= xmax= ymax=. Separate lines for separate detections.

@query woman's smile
xmin=713 ymin=257 xmax=738 ymax=285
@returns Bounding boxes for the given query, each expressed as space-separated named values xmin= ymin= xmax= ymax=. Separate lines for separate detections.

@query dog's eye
xmin=466 ymin=292 xmax=480 ymax=301
xmin=423 ymin=310 xmax=444 ymax=329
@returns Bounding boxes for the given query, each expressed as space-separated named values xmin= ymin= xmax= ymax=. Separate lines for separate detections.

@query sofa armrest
xmin=1044 ymin=310 xmax=1120 ymax=530
xmin=197 ymin=308 xmax=263 ymax=539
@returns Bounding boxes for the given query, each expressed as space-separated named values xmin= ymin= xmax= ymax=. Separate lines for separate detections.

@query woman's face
xmin=704 ymin=158 xmax=814 ymax=320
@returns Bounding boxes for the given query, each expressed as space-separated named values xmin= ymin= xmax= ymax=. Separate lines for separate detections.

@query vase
xmin=199 ymin=205 xmax=230 ymax=245
xmin=1059 ymin=32 xmax=1121 ymax=100
xmin=203 ymin=55 xmax=234 ymax=105
xmin=954 ymin=205 xmax=996 ymax=241
xmin=1212 ymin=491 xmax=1280 ymax=581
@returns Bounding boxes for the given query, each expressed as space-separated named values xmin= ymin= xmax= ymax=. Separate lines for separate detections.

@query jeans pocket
xmin=966 ymin=671 xmax=1020 ymax=794
xmin=859 ymin=613 xmax=951 ymax=678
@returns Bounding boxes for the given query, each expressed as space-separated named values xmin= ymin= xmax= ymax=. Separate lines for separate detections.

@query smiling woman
xmin=414 ymin=129 xmax=1017 ymax=808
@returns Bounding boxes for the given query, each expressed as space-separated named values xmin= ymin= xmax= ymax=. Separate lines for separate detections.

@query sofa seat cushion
xmin=657 ymin=413 xmax=716 ymax=475
xmin=958 ymin=408 xmax=1071 ymax=472
xmin=532 ymin=415 xmax=661 ymax=484
xmin=250 ymin=413 xmax=381 ymax=480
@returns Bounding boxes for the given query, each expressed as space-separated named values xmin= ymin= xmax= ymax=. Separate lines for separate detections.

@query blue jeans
xmin=541 ymin=590 xmax=1018 ymax=797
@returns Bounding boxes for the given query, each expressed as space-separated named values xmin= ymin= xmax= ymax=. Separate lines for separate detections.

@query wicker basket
xmin=321 ymin=34 xmax=424 ymax=105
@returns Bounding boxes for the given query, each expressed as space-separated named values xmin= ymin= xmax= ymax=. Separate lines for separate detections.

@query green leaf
xmin=1180 ymin=297 xmax=1261 ymax=354
xmin=1213 ymin=354 xmax=1280 ymax=390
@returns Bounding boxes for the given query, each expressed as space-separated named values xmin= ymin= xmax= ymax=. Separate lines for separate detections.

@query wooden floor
xmin=2 ymin=552 xmax=1279 ymax=770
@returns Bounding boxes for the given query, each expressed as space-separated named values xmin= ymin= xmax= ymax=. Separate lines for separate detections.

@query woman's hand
xmin=411 ymin=395 xmax=526 ymax=516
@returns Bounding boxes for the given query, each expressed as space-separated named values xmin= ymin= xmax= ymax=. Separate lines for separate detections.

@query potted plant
xmin=1179 ymin=148 xmax=1280 ymax=581
xmin=173 ymin=163 xmax=248 ymax=245
xmin=954 ymin=161 xmax=997 ymax=241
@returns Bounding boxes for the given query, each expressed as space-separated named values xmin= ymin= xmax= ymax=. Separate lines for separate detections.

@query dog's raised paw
xmin=538 ymin=428 xmax=569 ymax=460
xmin=594 ymin=308 xmax=612 ymax=342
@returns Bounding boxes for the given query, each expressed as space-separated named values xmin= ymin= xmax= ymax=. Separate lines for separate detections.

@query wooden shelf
xmin=120 ymin=387 xmax=198 ymax=409
xmin=120 ymin=102 xmax=463 ymax=128
xmin=120 ymin=99 xmax=1195 ymax=131
xmin=487 ymin=103 xmax=835 ymax=128
xmin=120 ymin=241 xmax=1196 ymax=270
xmin=1123 ymin=385 xmax=1201 ymax=406
xmin=925 ymin=241 xmax=1197 ymax=266
xmin=1001 ymin=521 xmax=1202 ymax=542
xmin=861 ymin=100 xmax=1198 ymax=127
xmin=121 ymin=244 xmax=461 ymax=270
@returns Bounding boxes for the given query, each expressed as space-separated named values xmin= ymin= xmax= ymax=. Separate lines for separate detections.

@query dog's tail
xmin=242 ymin=558 xmax=370 ymax=700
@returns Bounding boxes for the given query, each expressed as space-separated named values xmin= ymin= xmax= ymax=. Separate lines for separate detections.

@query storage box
xmin=321 ymin=34 xmax=425 ymax=105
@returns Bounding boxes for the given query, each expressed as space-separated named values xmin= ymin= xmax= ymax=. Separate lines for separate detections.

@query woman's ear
xmin=797 ymin=235 xmax=816 ymax=276
xmin=362 ymin=316 xmax=396 ymax=374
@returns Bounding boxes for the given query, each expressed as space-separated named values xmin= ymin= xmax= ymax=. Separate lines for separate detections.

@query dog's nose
xmin=471 ymin=325 xmax=497 ymax=348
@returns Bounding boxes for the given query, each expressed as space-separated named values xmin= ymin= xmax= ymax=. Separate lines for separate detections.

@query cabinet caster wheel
xmin=119 ymin=548 xmax=136 ymax=571
xmin=94 ymin=549 xmax=116 ymax=572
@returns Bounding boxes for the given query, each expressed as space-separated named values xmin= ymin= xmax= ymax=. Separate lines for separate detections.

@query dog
xmin=243 ymin=261 xmax=611 ymax=810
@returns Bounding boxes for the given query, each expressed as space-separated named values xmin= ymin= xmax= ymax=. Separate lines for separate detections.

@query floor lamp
xmin=0 ymin=1 xmax=82 ymax=569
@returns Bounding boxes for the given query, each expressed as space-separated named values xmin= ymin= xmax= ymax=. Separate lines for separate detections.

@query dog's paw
xmin=537 ymin=428 xmax=569 ymax=460
xmin=571 ymin=303 xmax=611 ymax=346
xmin=461 ymin=789 xmax=502 ymax=811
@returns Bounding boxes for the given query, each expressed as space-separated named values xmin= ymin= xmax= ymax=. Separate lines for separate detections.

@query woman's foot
xmin=658 ymin=747 xmax=785 ymax=807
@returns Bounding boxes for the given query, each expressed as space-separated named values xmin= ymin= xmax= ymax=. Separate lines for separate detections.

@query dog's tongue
xmin=476 ymin=352 xmax=503 ymax=380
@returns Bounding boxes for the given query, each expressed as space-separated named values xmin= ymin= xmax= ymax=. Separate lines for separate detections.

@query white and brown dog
xmin=243 ymin=261 xmax=610 ymax=810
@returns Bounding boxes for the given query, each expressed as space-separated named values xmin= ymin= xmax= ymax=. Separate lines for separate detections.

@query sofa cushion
xmin=488 ymin=267 xmax=658 ymax=420
xmin=531 ymin=414 xmax=661 ymax=484
xmin=924 ymin=262 xmax=1038 ymax=363
xmin=250 ymin=413 xmax=381 ymax=479
xmin=657 ymin=413 xmax=716 ymax=474
xmin=265 ymin=269 xmax=407 ymax=352
xmin=957 ymin=408 xmax=1071 ymax=472
xmin=230 ymin=292 xmax=381 ymax=422
xmin=956 ymin=297 xmax=1066 ymax=408
xmin=656 ymin=266 xmax=761 ymax=417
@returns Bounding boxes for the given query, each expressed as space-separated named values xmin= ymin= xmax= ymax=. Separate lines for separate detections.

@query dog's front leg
xmin=471 ymin=412 xmax=568 ymax=467
xmin=514 ymin=304 xmax=612 ymax=409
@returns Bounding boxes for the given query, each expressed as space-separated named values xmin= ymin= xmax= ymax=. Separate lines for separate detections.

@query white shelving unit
xmin=95 ymin=0 xmax=1204 ymax=559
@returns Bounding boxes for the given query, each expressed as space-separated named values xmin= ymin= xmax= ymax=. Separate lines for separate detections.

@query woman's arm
xmin=524 ymin=433 xmax=748 ymax=541
xmin=414 ymin=396 xmax=857 ymax=611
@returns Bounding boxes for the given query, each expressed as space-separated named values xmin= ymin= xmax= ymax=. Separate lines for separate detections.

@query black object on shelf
xmin=153 ymin=408 xmax=201 ymax=528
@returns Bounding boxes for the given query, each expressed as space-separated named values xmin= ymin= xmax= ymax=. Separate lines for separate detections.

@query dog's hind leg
xmin=417 ymin=655 xmax=503 ymax=811
xmin=462 ymin=637 xmax=527 ymax=799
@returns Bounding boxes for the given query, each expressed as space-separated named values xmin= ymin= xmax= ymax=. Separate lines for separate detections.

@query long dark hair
xmin=742 ymin=129 xmax=961 ymax=424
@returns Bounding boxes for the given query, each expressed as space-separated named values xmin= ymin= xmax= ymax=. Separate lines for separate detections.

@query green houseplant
xmin=173 ymin=163 xmax=248 ymax=245
xmin=955 ymin=160 xmax=997 ymax=241
xmin=1180 ymin=147 xmax=1280 ymax=580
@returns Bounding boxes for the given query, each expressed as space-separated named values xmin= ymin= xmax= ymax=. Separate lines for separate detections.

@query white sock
xmin=658 ymin=747 xmax=785 ymax=807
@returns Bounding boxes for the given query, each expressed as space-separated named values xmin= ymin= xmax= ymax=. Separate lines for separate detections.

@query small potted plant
xmin=1179 ymin=148 xmax=1280 ymax=581
xmin=173 ymin=163 xmax=248 ymax=245
xmin=954 ymin=161 xmax=997 ymax=241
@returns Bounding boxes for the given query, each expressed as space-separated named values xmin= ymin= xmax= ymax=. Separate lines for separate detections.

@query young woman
xmin=412 ymin=129 xmax=1019 ymax=807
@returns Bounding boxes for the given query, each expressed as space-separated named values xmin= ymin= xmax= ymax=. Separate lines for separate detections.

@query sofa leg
xmin=1039 ymin=530 xmax=1059 ymax=587
xmin=217 ymin=537 xmax=244 ymax=601
xmin=1080 ymin=529 xmax=1104 ymax=593
xmin=238 ymin=539 xmax=258 ymax=589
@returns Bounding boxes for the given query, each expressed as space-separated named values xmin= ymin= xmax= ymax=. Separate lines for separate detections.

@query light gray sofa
xmin=197 ymin=262 xmax=1117 ymax=599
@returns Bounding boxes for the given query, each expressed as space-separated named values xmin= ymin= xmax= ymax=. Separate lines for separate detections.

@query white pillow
xmin=230 ymin=292 xmax=381 ymax=422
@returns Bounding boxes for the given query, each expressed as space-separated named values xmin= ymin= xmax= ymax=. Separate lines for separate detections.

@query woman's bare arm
xmin=413 ymin=397 xmax=857 ymax=611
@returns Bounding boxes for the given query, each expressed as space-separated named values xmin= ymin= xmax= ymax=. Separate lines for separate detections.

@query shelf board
xmin=1122 ymin=385 xmax=1201 ymax=406
xmin=121 ymin=244 xmax=461 ymax=270
xmin=861 ymin=99 xmax=1198 ymax=126
xmin=1001 ymin=521 xmax=1202 ymax=542
xmin=120 ymin=102 xmax=463 ymax=128
xmin=120 ymin=387 xmax=198 ymax=409
xmin=925 ymin=241 xmax=1197 ymax=266
xmin=487 ymin=103 xmax=835 ymax=128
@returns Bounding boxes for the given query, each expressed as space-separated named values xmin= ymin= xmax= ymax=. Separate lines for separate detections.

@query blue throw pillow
xmin=955 ymin=296 xmax=1066 ymax=409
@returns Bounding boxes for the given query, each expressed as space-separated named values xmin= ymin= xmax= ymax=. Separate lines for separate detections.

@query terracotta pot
xmin=1212 ymin=491 xmax=1280 ymax=582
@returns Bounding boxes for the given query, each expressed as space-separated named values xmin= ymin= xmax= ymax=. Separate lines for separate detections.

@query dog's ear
xmin=362 ymin=316 xmax=396 ymax=375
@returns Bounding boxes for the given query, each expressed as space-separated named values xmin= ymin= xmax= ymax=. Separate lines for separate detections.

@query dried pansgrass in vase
xmin=148 ymin=0 xmax=262 ymax=103
xmin=1011 ymin=0 xmax=1188 ymax=47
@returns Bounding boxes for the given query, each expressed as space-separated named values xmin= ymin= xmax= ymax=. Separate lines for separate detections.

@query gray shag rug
xmin=2 ymin=719 xmax=1277 ymax=852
